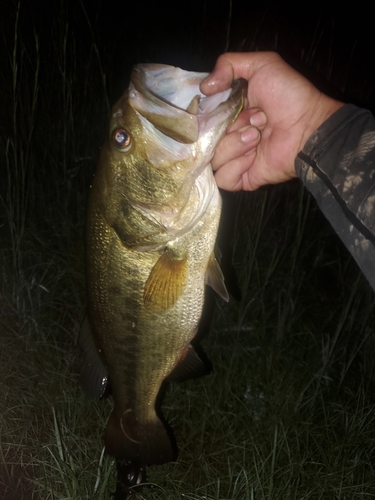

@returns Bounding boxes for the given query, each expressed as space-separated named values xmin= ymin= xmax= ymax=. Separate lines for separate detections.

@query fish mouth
xmin=129 ymin=64 xmax=247 ymax=144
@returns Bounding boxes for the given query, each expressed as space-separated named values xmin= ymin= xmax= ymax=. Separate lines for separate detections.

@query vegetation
xmin=1 ymin=2 xmax=374 ymax=499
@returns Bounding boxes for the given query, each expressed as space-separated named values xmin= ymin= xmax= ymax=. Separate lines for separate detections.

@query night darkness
xmin=2 ymin=0 xmax=374 ymax=107
xmin=1 ymin=1 xmax=375 ymax=499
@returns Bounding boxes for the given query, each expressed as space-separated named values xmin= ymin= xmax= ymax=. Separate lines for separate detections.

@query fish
xmin=80 ymin=63 xmax=246 ymax=469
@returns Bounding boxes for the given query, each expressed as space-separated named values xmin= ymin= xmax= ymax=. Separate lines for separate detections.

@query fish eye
xmin=112 ymin=128 xmax=132 ymax=150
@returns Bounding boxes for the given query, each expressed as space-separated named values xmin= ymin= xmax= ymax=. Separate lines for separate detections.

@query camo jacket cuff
xmin=295 ymin=103 xmax=375 ymax=291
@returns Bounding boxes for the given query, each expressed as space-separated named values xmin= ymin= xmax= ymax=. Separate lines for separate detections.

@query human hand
xmin=200 ymin=52 xmax=344 ymax=191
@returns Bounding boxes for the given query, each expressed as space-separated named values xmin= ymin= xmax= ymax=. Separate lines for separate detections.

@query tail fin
xmin=104 ymin=408 xmax=176 ymax=465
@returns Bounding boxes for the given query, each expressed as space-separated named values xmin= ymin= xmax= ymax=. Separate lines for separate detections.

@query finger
xmin=228 ymin=108 xmax=267 ymax=133
xmin=200 ymin=56 xmax=235 ymax=95
xmin=212 ymin=126 xmax=260 ymax=171
xmin=214 ymin=150 xmax=258 ymax=191
xmin=249 ymin=109 xmax=267 ymax=129
xmin=200 ymin=51 xmax=281 ymax=95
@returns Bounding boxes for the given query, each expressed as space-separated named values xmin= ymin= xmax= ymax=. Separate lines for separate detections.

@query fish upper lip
xmin=131 ymin=64 xmax=247 ymax=117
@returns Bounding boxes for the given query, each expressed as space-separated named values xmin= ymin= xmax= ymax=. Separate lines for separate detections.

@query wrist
xmin=300 ymin=95 xmax=345 ymax=152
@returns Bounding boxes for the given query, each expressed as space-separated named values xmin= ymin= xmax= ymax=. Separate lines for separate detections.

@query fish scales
xmin=82 ymin=64 xmax=246 ymax=466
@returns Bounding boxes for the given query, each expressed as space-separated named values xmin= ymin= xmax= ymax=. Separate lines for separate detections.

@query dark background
xmin=1 ymin=2 xmax=375 ymax=498
xmin=2 ymin=0 xmax=374 ymax=109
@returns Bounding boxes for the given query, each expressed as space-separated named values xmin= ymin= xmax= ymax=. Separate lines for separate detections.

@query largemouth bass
xmin=81 ymin=64 xmax=246 ymax=468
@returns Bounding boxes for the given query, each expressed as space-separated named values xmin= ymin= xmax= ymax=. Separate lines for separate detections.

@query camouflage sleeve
xmin=295 ymin=104 xmax=375 ymax=290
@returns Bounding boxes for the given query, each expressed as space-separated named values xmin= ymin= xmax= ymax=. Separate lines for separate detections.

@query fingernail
xmin=250 ymin=111 xmax=267 ymax=127
xmin=240 ymin=126 xmax=259 ymax=143
xmin=201 ymin=75 xmax=215 ymax=87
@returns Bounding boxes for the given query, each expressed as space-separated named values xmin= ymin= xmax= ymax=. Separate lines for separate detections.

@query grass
xmin=1 ymin=1 xmax=375 ymax=499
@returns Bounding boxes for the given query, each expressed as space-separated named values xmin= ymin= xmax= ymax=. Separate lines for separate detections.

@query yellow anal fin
xmin=205 ymin=252 xmax=229 ymax=302
xmin=144 ymin=251 xmax=187 ymax=312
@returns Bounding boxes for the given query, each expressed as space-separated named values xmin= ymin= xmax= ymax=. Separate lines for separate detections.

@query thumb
xmin=201 ymin=52 xmax=281 ymax=95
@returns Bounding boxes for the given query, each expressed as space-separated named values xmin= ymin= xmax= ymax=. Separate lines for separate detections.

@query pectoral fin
xmin=79 ymin=316 xmax=109 ymax=399
xmin=205 ymin=252 xmax=229 ymax=302
xmin=144 ymin=251 xmax=187 ymax=312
